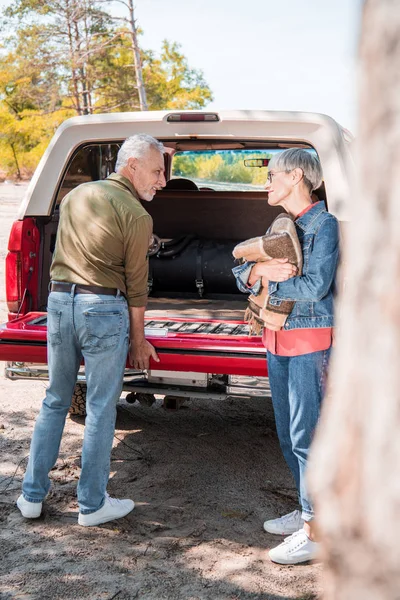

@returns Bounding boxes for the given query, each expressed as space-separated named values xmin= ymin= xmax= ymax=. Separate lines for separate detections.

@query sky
xmin=121 ymin=0 xmax=362 ymax=133
xmin=0 ymin=0 xmax=363 ymax=133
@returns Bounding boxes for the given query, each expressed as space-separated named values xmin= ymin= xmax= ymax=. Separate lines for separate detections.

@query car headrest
xmin=164 ymin=178 xmax=198 ymax=190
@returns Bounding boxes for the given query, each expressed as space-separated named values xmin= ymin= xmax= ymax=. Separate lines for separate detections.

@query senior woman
xmin=233 ymin=148 xmax=339 ymax=565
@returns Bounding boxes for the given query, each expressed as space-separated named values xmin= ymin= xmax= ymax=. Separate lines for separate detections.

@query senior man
xmin=17 ymin=134 xmax=165 ymax=526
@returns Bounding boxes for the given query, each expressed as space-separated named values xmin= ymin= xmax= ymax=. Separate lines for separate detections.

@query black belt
xmin=50 ymin=282 xmax=125 ymax=297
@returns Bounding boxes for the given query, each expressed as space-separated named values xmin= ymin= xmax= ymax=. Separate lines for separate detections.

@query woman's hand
xmin=249 ymin=258 xmax=297 ymax=285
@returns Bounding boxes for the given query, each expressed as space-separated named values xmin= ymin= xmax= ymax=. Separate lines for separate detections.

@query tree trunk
xmin=66 ymin=0 xmax=82 ymax=115
xmin=309 ymin=1 xmax=400 ymax=598
xmin=127 ymin=0 xmax=148 ymax=111
xmin=10 ymin=142 xmax=21 ymax=179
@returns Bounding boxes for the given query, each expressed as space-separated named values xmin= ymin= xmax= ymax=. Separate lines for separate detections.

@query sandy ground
xmin=0 ymin=184 xmax=321 ymax=600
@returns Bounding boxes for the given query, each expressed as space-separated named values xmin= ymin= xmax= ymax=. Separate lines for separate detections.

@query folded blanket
xmin=233 ymin=213 xmax=302 ymax=334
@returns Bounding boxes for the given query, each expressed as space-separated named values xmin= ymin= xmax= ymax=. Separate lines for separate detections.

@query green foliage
xmin=144 ymin=41 xmax=212 ymax=110
xmin=0 ymin=0 xmax=213 ymax=177
xmin=0 ymin=103 xmax=74 ymax=178
xmin=172 ymin=151 xmax=272 ymax=187
xmin=93 ymin=36 xmax=213 ymax=112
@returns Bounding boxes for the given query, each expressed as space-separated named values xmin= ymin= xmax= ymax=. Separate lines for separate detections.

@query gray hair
xmin=268 ymin=148 xmax=323 ymax=192
xmin=115 ymin=134 xmax=164 ymax=171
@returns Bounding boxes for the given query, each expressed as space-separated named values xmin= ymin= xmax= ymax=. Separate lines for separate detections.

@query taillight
xmin=5 ymin=251 xmax=21 ymax=313
xmin=6 ymin=219 xmax=39 ymax=317
xmin=6 ymin=221 xmax=24 ymax=313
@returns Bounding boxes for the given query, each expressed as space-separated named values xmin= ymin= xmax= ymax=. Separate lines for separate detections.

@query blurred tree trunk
xmin=309 ymin=1 xmax=400 ymax=598
xmin=10 ymin=143 xmax=21 ymax=179
xmin=126 ymin=0 xmax=148 ymax=110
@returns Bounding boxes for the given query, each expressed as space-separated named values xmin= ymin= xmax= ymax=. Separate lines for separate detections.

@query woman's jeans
xmin=22 ymin=288 xmax=130 ymax=514
xmin=267 ymin=347 xmax=331 ymax=522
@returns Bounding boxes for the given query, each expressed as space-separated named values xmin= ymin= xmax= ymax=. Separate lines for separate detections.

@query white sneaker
xmin=17 ymin=494 xmax=42 ymax=519
xmin=263 ymin=509 xmax=303 ymax=535
xmin=78 ymin=493 xmax=134 ymax=527
xmin=269 ymin=528 xmax=319 ymax=565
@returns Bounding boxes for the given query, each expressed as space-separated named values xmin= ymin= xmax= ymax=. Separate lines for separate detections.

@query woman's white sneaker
xmin=263 ymin=509 xmax=303 ymax=535
xmin=78 ymin=493 xmax=134 ymax=527
xmin=17 ymin=495 xmax=43 ymax=518
xmin=269 ymin=528 xmax=319 ymax=565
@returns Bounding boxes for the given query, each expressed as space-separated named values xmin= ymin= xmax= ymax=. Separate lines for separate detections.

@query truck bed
xmin=146 ymin=297 xmax=247 ymax=320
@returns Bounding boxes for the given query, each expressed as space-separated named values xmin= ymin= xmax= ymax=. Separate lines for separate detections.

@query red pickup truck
xmin=0 ymin=110 xmax=353 ymax=415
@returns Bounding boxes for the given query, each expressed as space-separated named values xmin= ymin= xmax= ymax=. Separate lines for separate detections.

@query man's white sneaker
xmin=17 ymin=494 xmax=43 ymax=519
xmin=78 ymin=493 xmax=134 ymax=527
xmin=269 ymin=528 xmax=319 ymax=565
xmin=263 ymin=509 xmax=303 ymax=535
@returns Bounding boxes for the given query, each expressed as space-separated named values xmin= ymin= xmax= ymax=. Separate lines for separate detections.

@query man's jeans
xmin=267 ymin=347 xmax=331 ymax=521
xmin=22 ymin=288 xmax=130 ymax=514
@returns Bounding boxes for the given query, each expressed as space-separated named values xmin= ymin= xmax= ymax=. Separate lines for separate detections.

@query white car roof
xmin=19 ymin=109 xmax=353 ymax=220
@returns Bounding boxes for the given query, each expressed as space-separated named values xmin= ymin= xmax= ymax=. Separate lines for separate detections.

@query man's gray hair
xmin=268 ymin=148 xmax=323 ymax=192
xmin=115 ymin=134 xmax=164 ymax=171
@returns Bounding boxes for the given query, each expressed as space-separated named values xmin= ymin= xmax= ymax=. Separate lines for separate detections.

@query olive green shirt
xmin=50 ymin=173 xmax=153 ymax=307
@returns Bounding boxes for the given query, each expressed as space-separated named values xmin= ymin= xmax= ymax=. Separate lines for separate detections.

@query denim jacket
xmin=232 ymin=202 xmax=340 ymax=330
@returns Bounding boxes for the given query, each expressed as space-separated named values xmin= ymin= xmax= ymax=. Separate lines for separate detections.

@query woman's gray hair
xmin=268 ymin=148 xmax=323 ymax=192
xmin=115 ymin=134 xmax=164 ymax=171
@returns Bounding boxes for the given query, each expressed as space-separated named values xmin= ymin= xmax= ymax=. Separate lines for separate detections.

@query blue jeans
xmin=22 ymin=287 xmax=130 ymax=514
xmin=267 ymin=347 xmax=331 ymax=521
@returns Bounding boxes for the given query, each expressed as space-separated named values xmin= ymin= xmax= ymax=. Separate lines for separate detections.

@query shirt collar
xmin=295 ymin=201 xmax=325 ymax=231
xmin=295 ymin=203 xmax=314 ymax=220
xmin=107 ymin=172 xmax=138 ymax=199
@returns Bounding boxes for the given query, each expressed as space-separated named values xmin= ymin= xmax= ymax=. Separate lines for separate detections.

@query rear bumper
xmin=4 ymin=362 xmax=271 ymax=400
xmin=4 ymin=363 xmax=142 ymax=382
xmin=1 ymin=313 xmax=268 ymax=380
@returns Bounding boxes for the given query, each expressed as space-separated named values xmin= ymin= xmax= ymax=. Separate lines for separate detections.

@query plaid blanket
xmin=233 ymin=213 xmax=302 ymax=334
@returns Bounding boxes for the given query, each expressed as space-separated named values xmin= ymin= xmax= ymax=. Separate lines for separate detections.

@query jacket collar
xmin=295 ymin=201 xmax=326 ymax=232
xmin=107 ymin=172 xmax=139 ymax=199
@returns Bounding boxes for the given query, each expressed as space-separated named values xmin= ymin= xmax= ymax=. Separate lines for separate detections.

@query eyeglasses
xmin=266 ymin=170 xmax=288 ymax=183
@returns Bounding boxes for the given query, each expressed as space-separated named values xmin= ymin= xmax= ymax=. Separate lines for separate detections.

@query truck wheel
xmin=70 ymin=383 xmax=87 ymax=416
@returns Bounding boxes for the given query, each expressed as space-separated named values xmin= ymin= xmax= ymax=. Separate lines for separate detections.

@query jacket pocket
xmin=84 ymin=310 xmax=123 ymax=352
xmin=268 ymin=297 xmax=282 ymax=307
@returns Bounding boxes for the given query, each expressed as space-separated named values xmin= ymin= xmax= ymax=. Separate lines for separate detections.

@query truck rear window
xmin=55 ymin=143 xmax=121 ymax=206
xmin=171 ymin=149 xmax=271 ymax=192
xmin=54 ymin=142 xmax=320 ymax=207
xmin=167 ymin=147 xmax=319 ymax=192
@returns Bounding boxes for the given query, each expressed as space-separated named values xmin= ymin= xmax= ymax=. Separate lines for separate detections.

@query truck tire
xmin=70 ymin=383 xmax=87 ymax=416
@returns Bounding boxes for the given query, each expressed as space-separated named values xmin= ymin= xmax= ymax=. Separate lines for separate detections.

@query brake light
xmin=166 ymin=113 xmax=219 ymax=122
xmin=6 ymin=219 xmax=39 ymax=317
xmin=6 ymin=222 xmax=23 ymax=313
xmin=5 ymin=252 xmax=21 ymax=313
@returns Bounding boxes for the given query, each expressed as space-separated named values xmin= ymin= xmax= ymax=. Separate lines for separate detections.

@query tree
xmin=0 ymin=0 xmax=213 ymax=176
xmin=4 ymin=0 xmax=117 ymax=115
xmin=108 ymin=0 xmax=148 ymax=110
xmin=143 ymin=41 xmax=213 ymax=110
xmin=0 ymin=27 xmax=62 ymax=115
xmin=0 ymin=32 xmax=73 ymax=178
xmin=95 ymin=38 xmax=212 ymax=112
xmin=309 ymin=1 xmax=400 ymax=597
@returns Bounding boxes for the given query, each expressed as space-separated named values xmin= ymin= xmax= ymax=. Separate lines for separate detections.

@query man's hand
xmin=128 ymin=306 xmax=160 ymax=370
xmin=250 ymin=258 xmax=297 ymax=284
xmin=129 ymin=338 xmax=160 ymax=370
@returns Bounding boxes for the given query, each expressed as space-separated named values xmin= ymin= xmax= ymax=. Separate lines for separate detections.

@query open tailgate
xmin=0 ymin=312 xmax=267 ymax=377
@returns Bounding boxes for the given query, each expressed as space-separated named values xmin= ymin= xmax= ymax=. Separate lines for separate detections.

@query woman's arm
xmin=249 ymin=259 xmax=297 ymax=285
xmin=232 ymin=259 xmax=297 ymax=296
xmin=268 ymin=216 xmax=340 ymax=302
